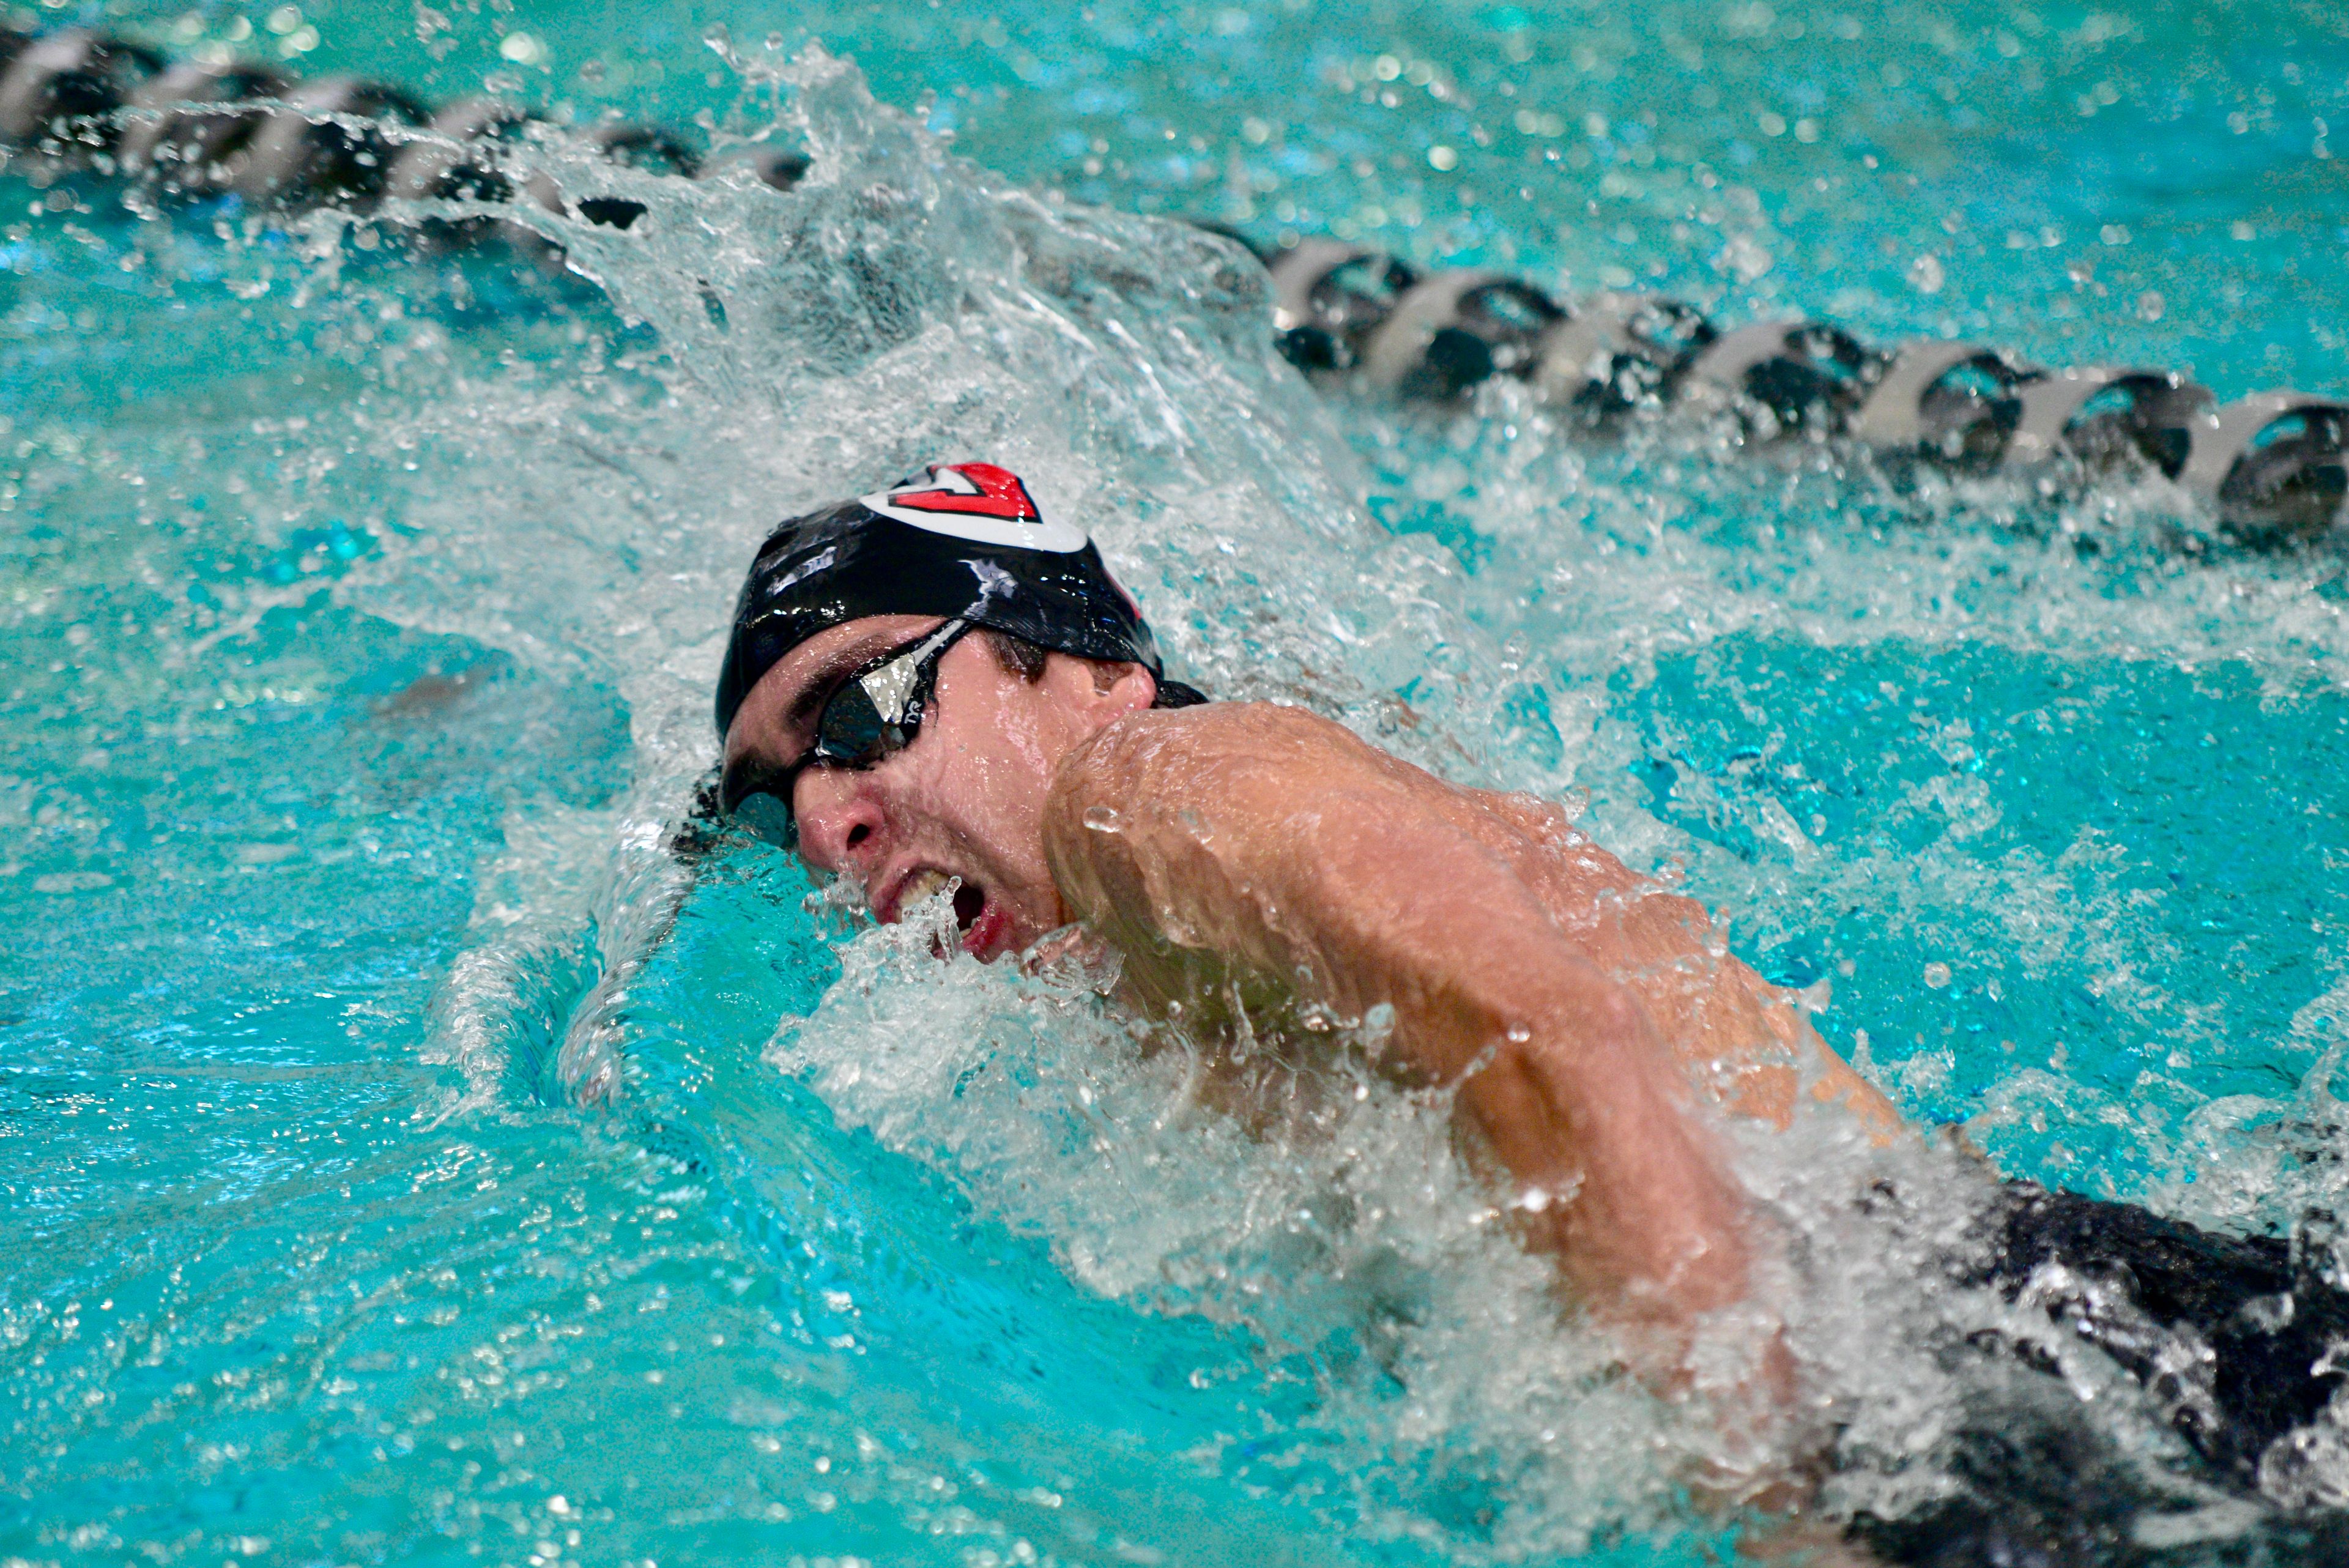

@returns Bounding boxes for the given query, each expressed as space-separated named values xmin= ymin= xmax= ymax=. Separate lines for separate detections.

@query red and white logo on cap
xmin=861 ymin=463 xmax=1088 ymax=553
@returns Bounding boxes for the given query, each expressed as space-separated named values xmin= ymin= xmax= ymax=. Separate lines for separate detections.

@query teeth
xmin=900 ymin=868 xmax=953 ymax=907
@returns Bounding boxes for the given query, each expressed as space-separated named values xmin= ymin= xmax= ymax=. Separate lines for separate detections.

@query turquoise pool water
xmin=7 ymin=1 xmax=2349 ymax=1562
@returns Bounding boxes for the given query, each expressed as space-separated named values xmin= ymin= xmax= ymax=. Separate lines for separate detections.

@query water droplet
xmin=1082 ymin=805 xmax=1122 ymax=833
xmin=1518 ymin=1186 xmax=1552 ymax=1213
xmin=1907 ymin=254 xmax=1945 ymax=294
xmin=1923 ymin=962 xmax=1952 ymax=989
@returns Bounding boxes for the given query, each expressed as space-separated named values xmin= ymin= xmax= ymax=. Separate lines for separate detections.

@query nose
xmin=790 ymin=768 xmax=888 ymax=875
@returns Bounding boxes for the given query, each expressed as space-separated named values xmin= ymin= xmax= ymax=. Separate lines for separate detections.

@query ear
xmin=1048 ymin=653 xmax=1157 ymax=732
xmin=1099 ymin=661 xmax=1159 ymax=715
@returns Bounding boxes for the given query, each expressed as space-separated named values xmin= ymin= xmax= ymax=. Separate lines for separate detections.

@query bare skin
xmin=725 ymin=613 xmax=1110 ymax=963
xmin=1045 ymin=702 xmax=1899 ymax=1140
xmin=725 ymin=614 xmax=1901 ymax=1354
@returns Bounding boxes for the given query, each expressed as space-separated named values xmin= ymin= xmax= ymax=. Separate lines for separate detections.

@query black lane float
xmin=0 ymin=22 xmax=800 ymax=243
xmin=1250 ymin=236 xmax=2347 ymax=543
xmin=4 ymin=22 xmax=2341 ymax=544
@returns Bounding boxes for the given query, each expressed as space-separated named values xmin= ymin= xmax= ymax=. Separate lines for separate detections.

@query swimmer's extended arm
xmin=1043 ymin=702 xmax=1758 ymax=1338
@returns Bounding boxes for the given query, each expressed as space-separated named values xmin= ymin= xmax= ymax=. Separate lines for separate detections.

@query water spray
xmin=5 ymin=22 xmax=2342 ymax=545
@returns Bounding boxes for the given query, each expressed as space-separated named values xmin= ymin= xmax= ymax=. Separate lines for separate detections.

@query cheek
xmin=957 ymin=724 xmax=1057 ymax=822
xmin=947 ymin=698 xmax=1050 ymax=783
xmin=893 ymin=717 xmax=1044 ymax=833
xmin=921 ymin=717 xmax=1063 ymax=879
xmin=967 ymin=697 xmax=1055 ymax=776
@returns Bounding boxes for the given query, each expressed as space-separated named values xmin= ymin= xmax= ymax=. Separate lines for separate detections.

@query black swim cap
xmin=714 ymin=463 xmax=1172 ymax=738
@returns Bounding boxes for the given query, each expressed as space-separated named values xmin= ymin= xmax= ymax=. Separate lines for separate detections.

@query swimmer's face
xmin=722 ymin=614 xmax=1157 ymax=961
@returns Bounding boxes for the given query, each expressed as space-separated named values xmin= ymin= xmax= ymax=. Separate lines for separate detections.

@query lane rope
xmin=6 ymin=23 xmax=2341 ymax=545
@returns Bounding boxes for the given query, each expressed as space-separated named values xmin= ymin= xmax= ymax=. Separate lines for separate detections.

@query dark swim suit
xmin=1849 ymin=1182 xmax=2349 ymax=1567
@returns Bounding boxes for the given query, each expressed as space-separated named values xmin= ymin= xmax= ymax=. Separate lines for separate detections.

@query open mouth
xmin=896 ymin=867 xmax=990 ymax=938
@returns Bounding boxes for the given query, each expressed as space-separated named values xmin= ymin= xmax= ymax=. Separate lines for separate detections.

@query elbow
xmin=1579 ymin=983 xmax=1660 ymax=1058
xmin=1493 ymin=965 xmax=1666 ymax=1083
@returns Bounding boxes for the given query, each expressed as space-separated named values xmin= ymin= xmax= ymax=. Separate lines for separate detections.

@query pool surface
xmin=7 ymin=1 xmax=2349 ymax=1563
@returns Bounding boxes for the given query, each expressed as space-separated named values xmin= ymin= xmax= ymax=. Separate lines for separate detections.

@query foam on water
xmin=8 ymin=13 xmax=2349 ymax=1567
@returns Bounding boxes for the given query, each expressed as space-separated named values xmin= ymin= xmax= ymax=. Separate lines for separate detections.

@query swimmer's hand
xmin=1042 ymin=701 xmax=1762 ymax=1348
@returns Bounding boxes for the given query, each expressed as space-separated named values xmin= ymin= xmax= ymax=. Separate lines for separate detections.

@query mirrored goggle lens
xmin=731 ymin=789 xmax=798 ymax=849
xmin=812 ymin=678 xmax=899 ymax=767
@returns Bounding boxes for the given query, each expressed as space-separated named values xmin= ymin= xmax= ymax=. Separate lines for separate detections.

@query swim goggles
xmin=719 ymin=619 xmax=974 ymax=850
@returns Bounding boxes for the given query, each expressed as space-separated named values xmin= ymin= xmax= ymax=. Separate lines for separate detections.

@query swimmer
xmin=713 ymin=461 xmax=1890 ymax=1342
xmin=711 ymin=462 xmax=2349 ymax=1560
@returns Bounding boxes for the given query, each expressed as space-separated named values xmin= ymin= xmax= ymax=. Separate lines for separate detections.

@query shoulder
xmin=1043 ymin=702 xmax=1452 ymax=882
xmin=1039 ymin=702 xmax=1415 ymax=941
xmin=1056 ymin=700 xmax=1379 ymax=800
